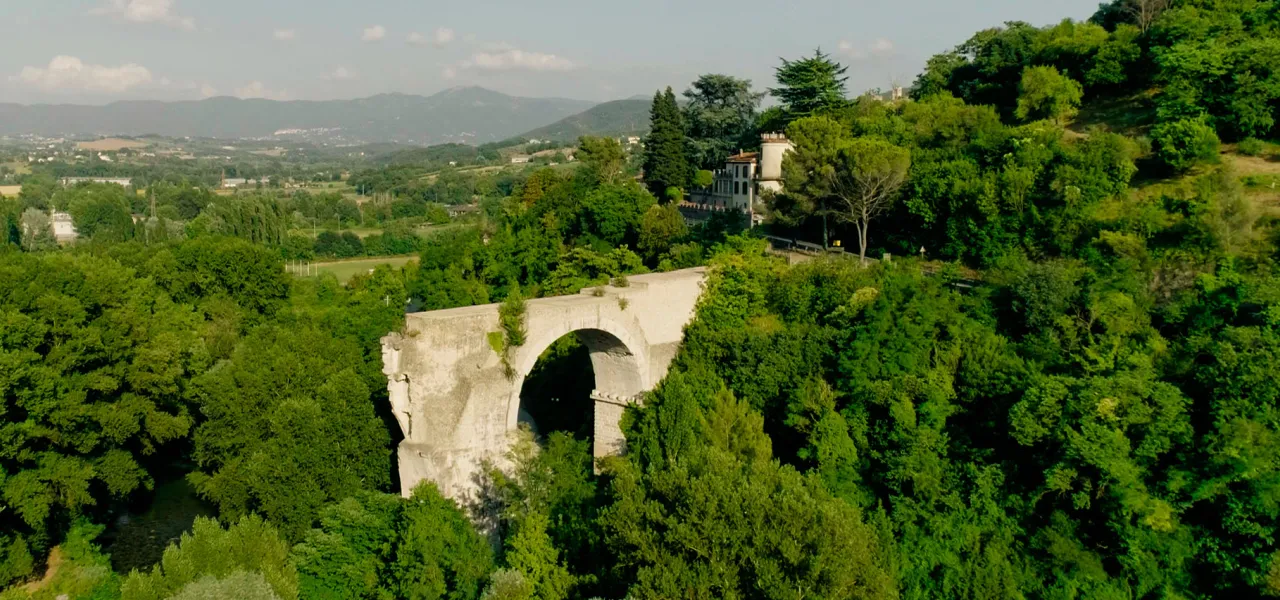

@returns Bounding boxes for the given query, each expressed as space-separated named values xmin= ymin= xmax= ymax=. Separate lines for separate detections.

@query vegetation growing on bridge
xmin=496 ymin=286 xmax=529 ymax=379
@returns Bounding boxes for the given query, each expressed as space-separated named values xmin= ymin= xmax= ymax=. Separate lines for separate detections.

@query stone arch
xmin=505 ymin=314 xmax=650 ymax=457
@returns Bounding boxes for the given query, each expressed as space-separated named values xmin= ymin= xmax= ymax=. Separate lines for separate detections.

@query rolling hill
xmin=0 ymin=87 xmax=597 ymax=144
xmin=516 ymin=98 xmax=651 ymax=142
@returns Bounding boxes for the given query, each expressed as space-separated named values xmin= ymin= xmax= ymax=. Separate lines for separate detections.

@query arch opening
xmin=508 ymin=327 xmax=647 ymax=456
xmin=517 ymin=335 xmax=595 ymax=441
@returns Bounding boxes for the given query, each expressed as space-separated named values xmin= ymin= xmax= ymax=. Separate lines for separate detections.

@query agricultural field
xmin=288 ymin=255 xmax=419 ymax=283
xmin=75 ymin=138 xmax=149 ymax=152
xmin=2 ymin=161 xmax=32 ymax=175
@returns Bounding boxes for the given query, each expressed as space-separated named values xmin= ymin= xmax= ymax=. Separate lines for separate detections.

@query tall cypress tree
xmin=642 ymin=87 xmax=691 ymax=200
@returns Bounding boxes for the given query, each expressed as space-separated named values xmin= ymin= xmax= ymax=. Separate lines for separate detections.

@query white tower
xmin=758 ymin=132 xmax=794 ymax=194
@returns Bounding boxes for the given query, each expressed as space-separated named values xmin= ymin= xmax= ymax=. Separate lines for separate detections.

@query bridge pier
xmin=590 ymin=390 xmax=644 ymax=458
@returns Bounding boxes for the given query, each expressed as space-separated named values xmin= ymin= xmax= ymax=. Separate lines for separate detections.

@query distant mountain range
xmin=0 ymin=87 xmax=601 ymax=144
xmin=516 ymin=98 xmax=652 ymax=142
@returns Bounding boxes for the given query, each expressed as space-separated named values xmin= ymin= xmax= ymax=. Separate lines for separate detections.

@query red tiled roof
xmin=727 ymin=152 xmax=759 ymax=163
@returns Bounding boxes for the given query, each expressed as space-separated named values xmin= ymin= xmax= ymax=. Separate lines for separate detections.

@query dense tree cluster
xmin=915 ymin=0 xmax=1280 ymax=141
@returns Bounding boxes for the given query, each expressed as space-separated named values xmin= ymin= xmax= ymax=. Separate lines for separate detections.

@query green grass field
xmin=2 ymin=161 xmax=32 ymax=175
xmin=289 ymin=222 xmax=466 ymax=240
xmin=290 ymin=255 xmax=419 ymax=283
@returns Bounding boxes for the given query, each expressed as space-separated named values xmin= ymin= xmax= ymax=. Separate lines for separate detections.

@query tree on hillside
xmin=120 ymin=516 xmax=298 ymax=600
xmin=601 ymin=371 xmax=898 ymax=599
xmin=66 ymin=184 xmax=135 ymax=242
xmin=392 ymin=482 xmax=494 ymax=600
xmin=642 ymin=88 xmax=691 ymax=198
xmin=18 ymin=208 xmax=53 ymax=251
xmin=0 ymin=252 xmax=206 ymax=588
xmin=291 ymin=485 xmax=493 ymax=600
xmin=638 ymin=203 xmax=688 ymax=263
xmin=683 ymin=74 xmax=766 ymax=170
xmin=576 ymin=136 xmax=626 ymax=185
xmin=1123 ymin=0 xmax=1170 ymax=33
xmin=188 ymin=325 xmax=391 ymax=540
xmin=1151 ymin=117 xmax=1221 ymax=172
xmin=192 ymin=195 xmax=288 ymax=246
xmin=781 ymin=116 xmax=910 ymax=263
xmin=770 ymin=50 xmax=850 ymax=122
xmin=777 ymin=115 xmax=849 ymax=248
xmin=832 ymin=139 xmax=911 ymax=264
xmin=1015 ymin=65 xmax=1084 ymax=124
xmin=578 ymin=183 xmax=655 ymax=247
xmin=914 ymin=22 xmax=1041 ymax=115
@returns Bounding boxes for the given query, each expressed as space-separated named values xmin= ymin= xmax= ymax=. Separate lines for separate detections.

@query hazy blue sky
xmin=2 ymin=0 xmax=1105 ymax=105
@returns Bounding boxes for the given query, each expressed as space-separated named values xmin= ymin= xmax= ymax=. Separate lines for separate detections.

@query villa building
xmin=686 ymin=132 xmax=794 ymax=226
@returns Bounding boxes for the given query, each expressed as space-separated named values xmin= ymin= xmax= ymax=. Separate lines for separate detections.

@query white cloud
xmin=273 ymin=28 xmax=297 ymax=41
xmin=462 ymin=48 xmax=576 ymax=72
xmin=234 ymin=81 xmax=289 ymax=101
xmin=91 ymin=0 xmax=195 ymax=31
xmin=12 ymin=56 xmax=153 ymax=93
xmin=433 ymin=27 xmax=455 ymax=47
xmin=323 ymin=66 xmax=357 ymax=81
xmin=200 ymin=83 xmax=218 ymax=97
xmin=362 ymin=25 xmax=386 ymax=42
xmin=837 ymin=40 xmax=861 ymax=58
xmin=442 ymin=66 xmax=458 ymax=79
xmin=838 ymin=38 xmax=895 ymax=61
xmin=408 ymin=27 xmax=455 ymax=48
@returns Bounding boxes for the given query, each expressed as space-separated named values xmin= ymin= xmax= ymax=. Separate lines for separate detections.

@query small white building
xmin=510 ymin=156 xmax=531 ymax=164
xmin=51 ymin=211 xmax=78 ymax=244
xmin=61 ymin=177 xmax=133 ymax=186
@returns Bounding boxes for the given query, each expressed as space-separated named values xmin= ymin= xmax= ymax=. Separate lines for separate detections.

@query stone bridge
xmin=381 ymin=268 xmax=707 ymax=498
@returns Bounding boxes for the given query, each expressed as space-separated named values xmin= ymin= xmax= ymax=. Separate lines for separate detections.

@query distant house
xmin=51 ymin=211 xmax=78 ymax=244
xmin=510 ymin=156 xmax=531 ymax=164
xmin=626 ymin=136 xmax=641 ymax=145
xmin=61 ymin=177 xmax=132 ymax=186
xmin=222 ymin=178 xmax=248 ymax=188
xmin=447 ymin=204 xmax=481 ymax=218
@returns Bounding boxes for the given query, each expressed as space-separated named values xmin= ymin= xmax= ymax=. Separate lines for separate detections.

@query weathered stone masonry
xmin=381 ymin=267 xmax=707 ymax=499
